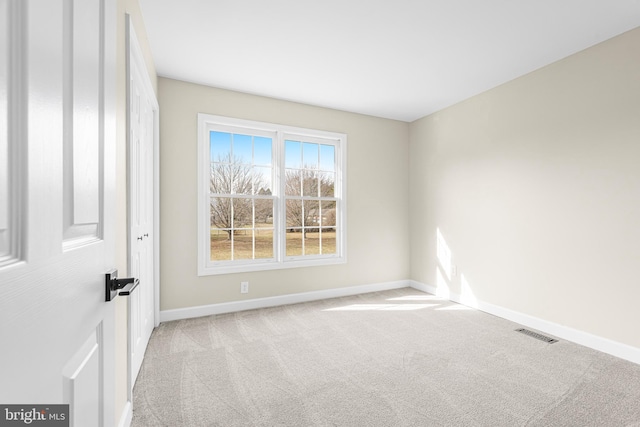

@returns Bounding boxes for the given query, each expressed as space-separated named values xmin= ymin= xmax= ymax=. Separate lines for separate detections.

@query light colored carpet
xmin=131 ymin=288 xmax=640 ymax=426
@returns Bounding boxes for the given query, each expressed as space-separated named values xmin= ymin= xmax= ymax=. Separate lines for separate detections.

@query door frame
xmin=125 ymin=12 xmax=160 ymax=396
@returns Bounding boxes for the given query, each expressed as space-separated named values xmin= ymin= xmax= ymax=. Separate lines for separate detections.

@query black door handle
xmin=115 ymin=277 xmax=140 ymax=296
xmin=105 ymin=269 xmax=140 ymax=301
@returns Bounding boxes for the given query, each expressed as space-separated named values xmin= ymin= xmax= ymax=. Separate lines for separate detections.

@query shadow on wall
xmin=437 ymin=228 xmax=478 ymax=308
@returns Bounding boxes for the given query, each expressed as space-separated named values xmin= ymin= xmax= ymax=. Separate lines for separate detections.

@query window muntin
xmin=198 ymin=114 xmax=346 ymax=275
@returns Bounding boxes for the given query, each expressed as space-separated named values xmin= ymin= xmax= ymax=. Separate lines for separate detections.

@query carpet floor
xmin=131 ymin=288 xmax=640 ymax=426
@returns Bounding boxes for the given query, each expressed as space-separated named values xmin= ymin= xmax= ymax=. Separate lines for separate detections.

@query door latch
xmin=105 ymin=269 xmax=140 ymax=302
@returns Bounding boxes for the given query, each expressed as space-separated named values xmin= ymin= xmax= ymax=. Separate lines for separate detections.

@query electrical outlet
xmin=451 ymin=264 xmax=457 ymax=277
xmin=240 ymin=281 xmax=249 ymax=293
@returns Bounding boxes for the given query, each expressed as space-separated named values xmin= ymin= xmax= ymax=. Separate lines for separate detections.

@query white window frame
xmin=197 ymin=113 xmax=347 ymax=276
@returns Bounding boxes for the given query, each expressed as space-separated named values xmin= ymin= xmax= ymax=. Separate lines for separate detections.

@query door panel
xmin=0 ymin=1 xmax=116 ymax=426
xmin=64 ymin=0 xmax=102 ymax=245
xmin=63 ymin=327 xmax=102 ymax=425
xmin=69 ymin=0 xmax=100 ymax=226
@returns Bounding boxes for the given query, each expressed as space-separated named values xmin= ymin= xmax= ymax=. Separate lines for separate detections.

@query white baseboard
xmin=408 ymin=280 xmax=640 ymax=366
xmin=117 ymin=400 xmax=132 ymax=427
xmin=160 ymin=280 xmax=411 ymax=323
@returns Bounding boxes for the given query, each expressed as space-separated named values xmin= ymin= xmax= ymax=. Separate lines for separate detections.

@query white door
xmin=127 ymin=18 xmax=157 ymax=389
xmin=0 ymin=1 xmax=116 ymax=426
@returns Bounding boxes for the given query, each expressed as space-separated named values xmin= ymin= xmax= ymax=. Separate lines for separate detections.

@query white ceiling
xmin=138 ymin=0 xmax=640 ymax=122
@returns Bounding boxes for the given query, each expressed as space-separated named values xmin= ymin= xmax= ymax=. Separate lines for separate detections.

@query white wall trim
xmin=117 ymin=400 xmax=132 ymax=427
xmin=160 ymin=280 xmax=411 ymax=323
xmin=408 ymin=280 xmax=640 ymax=366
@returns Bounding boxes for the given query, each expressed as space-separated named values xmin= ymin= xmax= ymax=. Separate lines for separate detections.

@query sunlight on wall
xmin=436 ymin=268 xmax=451 ymax=299
xmin=460 ymin=273 xmax=478 ymax=308
xmin=436 ymin=228 xmax=452 ymax=280
xmin=436 ymin=228 xmax=452 ymax=298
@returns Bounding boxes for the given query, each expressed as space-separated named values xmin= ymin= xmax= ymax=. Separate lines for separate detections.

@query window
xmin=198 ymin=114 xmax=346 ymax=275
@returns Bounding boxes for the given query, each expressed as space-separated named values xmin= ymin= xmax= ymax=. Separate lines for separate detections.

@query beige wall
xmin=115 ymin=0 xmax=157 ymax=422
xmin=159 ymin=78 xmax=410 ymax=311
xmin=409 ymin=27 xmax=640 ymax=348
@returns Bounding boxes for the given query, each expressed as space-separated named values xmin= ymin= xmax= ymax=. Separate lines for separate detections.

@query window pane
xmin=286 ymin=230 xmax=303 ymax=256
xmin=320 ymin=144 xmax=335 ymax=171
xmin=232 ymin=198 xmax=252 ymax=228
xmin=302 ymin=170 xmax=318 ymax=197
xmin=232 ymin=163 xmax=254 ymax=195
xmin=286 ymin=199 xmax=303 ymax=229
xmin=304 ymin=200 xmax=319 ymax=228
xmin=233 ymin=229 xmax=253 ymax=260
xmin=210 ymin=197 xmax=233 ymax=261
xmin=254 ymin=136 xmax=272 ymax=166
xmin=210 ymin=131 xmax=231 ymax=162
xmin=211 ymin=230 xmax=232 ymax=261
xmin=321 ymin=228 xmax=336 ymax=255
xmin=321 ymin=201 xmax=336 ymax=227
xmin=303 ymin=142 xmax=318 ymax=169
xmin=233 ymin=134 xmax=252 ymax=164
xmin=254 ymin=228 xmax=273 ymax=259
xmin=319 ymin=172 xmax=335 ymax=197
xmin=254 ymin=199 xmax=273 ymax=225
xmin=210 ymin=163 xmax=233 ymax=194
xmin=321 ymin=201 xmax=337 ymax=255
xmin=285 ymin=169 xmax=301 ymax=196
xmin=285 ymin=140 xmax=301 ymax=168
xmin=254 ymin=167 xmax=272 ymax=195
xmin=304 ymin=231 xmax=320 ymax=255
xmin=210 ymin=197 xmax=232 ymax=231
